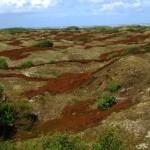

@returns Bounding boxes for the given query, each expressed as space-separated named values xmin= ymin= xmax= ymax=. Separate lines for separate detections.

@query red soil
xmin=7 ymin=40 xmax=22 ymax=46
xmin=0 ymin=46 xmax=70 ymax=60
xmin=25 ymin=72 xmax=91 ymax=98
xmin=37 ymin=99 xmax=132 ymax=133
xmin=111 ymin=34 xmax=150 ymax=45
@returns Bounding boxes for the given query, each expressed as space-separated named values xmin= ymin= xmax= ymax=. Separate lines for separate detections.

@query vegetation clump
xmin=108 ymin=82 xmax=121 ymax=92
xmin=42 ymin=133 xmax=86 ymax=150
xmin=144 ymin=45 xmax=150 ymax=51
xmin=107 ymin=53 xmax=119 ymax=59
xmin=127 ymin=25 xmax=146 ymax=32
xmin=48 ymin=59 xmax=56 ymax=63
xmin=122 ymin=47 xmax=140 ymax=55
xmin=34 ymin=40 xmax=54 ymax=47
xmin=99 ymin=27 xmax=119 ymax=33
xmin=0 ymin=101 xmax=15 ymax=138
xmin=21 ymin=61 xmax=33 ymax=67
xmin=0 ymin=58 xmax=8 ymax=68
xmin=77 ymin=37 xmax=88 ymax=43
xmin=96 ymin=92 xmax=116 ymax=110
xmin=0 ymin=85 xmax=4 ymax=101
xmin=2 ymin=27 xmax=35 ymax=33
xmin=92 ymin=128 xmax=123 ymax=150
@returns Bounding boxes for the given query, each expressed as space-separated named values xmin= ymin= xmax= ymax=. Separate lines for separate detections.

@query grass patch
xmin=0 ymin=84 xmax=4 ymax=101
xmin=48 ymin=59 xmax=56 ymax=63
xmin=107 ymin=53 xmax=119 ymax=59
xmin=76 ymin=37 xmax=88 ymax=43
xmin=126 ymin=25 xmax=146 ymax=32
xmin=108 ymin=82 xmax=121 ymax=92
xmin=0 ymin=142 xmax=16 ymax=150
xmin=21 ymin=61 xmax=33 ymax=67
xmin=0 ymin=58 xmax=8 ymax=68
xmin=2 ymin=28 xmax=35 ymax=33
xmin=144 ymin=45 xmax=150 ymax=51
xmin=98 ymin=27 xmax=119 ymax=33
xmin=92 ymin=128 xmax=123 ymax=150
xmin=96 ymin=92 xmax=116 ymax=110
xmin=0 ymin=129 xmax=123 ymax=150
xmin=33 ymin=40 xmax=54 ymax=48
xmin=122 ymin=47 xmax=140 ymax=55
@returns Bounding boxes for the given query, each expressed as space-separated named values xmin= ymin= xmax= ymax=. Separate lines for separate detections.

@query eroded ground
xmin=0 ymin=26 xmax=150 ymax=149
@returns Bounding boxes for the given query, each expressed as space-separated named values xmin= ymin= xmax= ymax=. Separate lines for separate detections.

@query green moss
xmin=107 ymin=53 xmax=119 ymax=59
xmin=0 ymin=58 xmax=8 ymax=68
xmin=108 ymin=82 xmax=121 ymax=92
xmin=21 ymin=61 xmax=33 ymax=67
xmin=122 ymin=47 xmax=140 ymax=55
xmin=33 ymin=40 xmax=54 ymax=48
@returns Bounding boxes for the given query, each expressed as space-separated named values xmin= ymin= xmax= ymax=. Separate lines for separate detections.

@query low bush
xmin=92 ymin=128 xmax=123 ymax=150
xmin=107 ymin=53 xmax=119 ymax=59
xmin=63 ymin=26 xmax=80 ymax=32
xmin=21 ymin=61 xmax=33 ymax=67
xmin=0 ymin=58 xmax=8 ymax=68
xmin=96 ymin=92 xmax=116 ymax=110
xmin=99 ymin=27 xmax=119 ymax=33
xmin=122 ymin=47 xmax=140 ymax=55
xmin=0 ymin=102 xmax=15 ymax=138
xmin=127 ymin=25 xmax=146 ymax=32
xmin=33 ymin=40 xmax=53 ymax=47
xmin=2 ymin=28 xmax=35 ymax=33
xmin=48 ymin=59 xmax=56 ymax=63
xmin=77 ymin=37 xmax=88 ymax=43
xmin=0 ymin=85 xmax=4 ymax=101
xmin=144 ymin=45 xmax=150 ymax=51
xmin=0 ymin=142 xmax=16 ymax=150
xmin=108 ymin=82 xmax=121 ymax=92
xmin=42 ymin=133 xmax=86 ymax=150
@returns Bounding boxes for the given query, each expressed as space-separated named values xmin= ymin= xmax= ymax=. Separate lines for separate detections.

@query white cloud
xmin=0 ymin=0 xmax=60 ymax=13
xmin=79 ymin=0 xmax=150 ymax=13
xmin=99 ymin=0 xmax=143 ymax=12
xmin=79 ymin=0 xmax=104 ymax=3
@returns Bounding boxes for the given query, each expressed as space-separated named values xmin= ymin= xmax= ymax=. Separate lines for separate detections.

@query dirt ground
xmin=0 ymin=26 xmax=150 ymax=149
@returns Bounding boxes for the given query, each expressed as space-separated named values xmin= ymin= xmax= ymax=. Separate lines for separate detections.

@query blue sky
xmin=0 ymin=0 xmax=150 ymax=28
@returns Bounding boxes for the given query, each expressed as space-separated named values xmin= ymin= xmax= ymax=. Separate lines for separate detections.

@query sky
xmin=0 ymin=0 xmax=150 ymax=28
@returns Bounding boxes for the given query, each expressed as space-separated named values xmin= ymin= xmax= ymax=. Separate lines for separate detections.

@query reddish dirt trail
xmin=37 ymin=99 xmax=132 ymax=133
xmin=7 ymin=40 xmax=22 ymax=46
xmin=0 ymin=46 xmax=70 ymax=60
xmin=0 ymin=73 xmax=49 ymax=81
xmin=25 ymin=72 xmax=92 ymax=97
xmin=110 ymin=34 xmax=150 ymax=45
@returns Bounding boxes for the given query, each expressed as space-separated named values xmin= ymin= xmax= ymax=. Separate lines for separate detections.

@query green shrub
xmin=127 ymin=25 xmax=146 ymax=32
xmin=107 ymin=53 xmax=119 ymax=59
xmin=2 ymin=28 xmax=35 ymax=33
xmin=0 ymin=142 xmax=16 ymax=150
xmin=34 ymin=40 xmax=53 ymax=47
xmin=144 ymin=45 xmax=150 ymax=51
xmin=108 ymin=82 xmax=121 ymax=92
xmin=63 ymin=26 xmax=80 ymax=32
xmin=0 ymin=102 xmax=15 ymax=138
xmin=98 ymin=27 xmax=119 ymax=33
xmin=42 ymin=133 xmax=86 ymax=150
xmin=77 ymin=37 xmax=88 ymax=43
xmin=0 ymin=58 xmax=8 ymax=68
xmin=92 ymin=128 xmax=123 ymax=150
xmin=48 ymin=59 xmax=56 ymax=63
xmin=122 ymin=47 xmax=140 ymax=55
xmin=96 ymin=92 xmax=116 ymax=110
xmin=21 ymin=61 xmax=33 ymax=67
xmin=0 ymin=85 xmax=4 ymax=101
xmin=0 ymin=102 xmax=15 ymax=127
